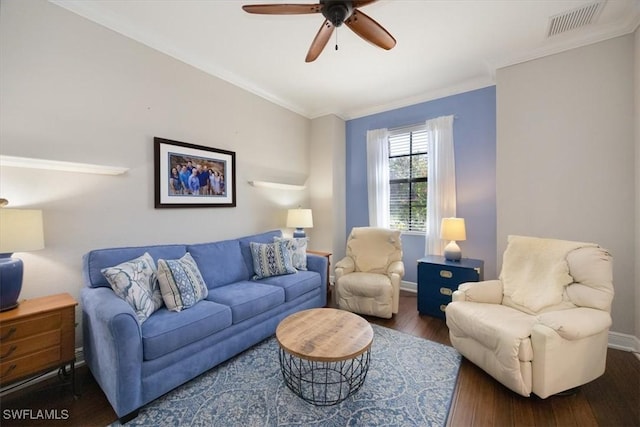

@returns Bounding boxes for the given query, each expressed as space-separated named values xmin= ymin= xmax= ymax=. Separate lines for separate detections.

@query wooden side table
xmin=0 ymin=293 xmax=77 ymax=392
xmin=307 ymin=250 xmax=331 ymax=302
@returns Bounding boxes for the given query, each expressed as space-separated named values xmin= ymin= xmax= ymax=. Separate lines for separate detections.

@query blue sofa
xmin=81 ymin=230 xmax=327 ymax=422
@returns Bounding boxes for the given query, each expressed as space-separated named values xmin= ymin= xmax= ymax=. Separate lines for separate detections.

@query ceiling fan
xmin=242 ymin=0 xmax=396 ymax=62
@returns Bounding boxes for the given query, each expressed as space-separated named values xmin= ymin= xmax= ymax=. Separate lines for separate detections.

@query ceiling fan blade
xmin=242 ymin=4 xmax=321 ymax=15
xmin=353 ymin=0 xmax=378 ymax=8
xmin=345 ymin=9 xmax=396 ymax=50
xmin=305 ymin=19 xmax=334 ymax=62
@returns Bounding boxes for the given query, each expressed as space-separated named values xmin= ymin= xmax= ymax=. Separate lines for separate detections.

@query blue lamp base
xmin=0 ymin=255 xmax=23 ymax=312
xmin=293 ymin=228 xmax=306 ymax=238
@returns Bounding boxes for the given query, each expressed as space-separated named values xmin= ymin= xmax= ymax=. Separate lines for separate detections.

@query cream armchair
xmin=446 ymin=235 xmax=614 ymax=398
xmin=334 ymin=227 xmax=404 ymax=319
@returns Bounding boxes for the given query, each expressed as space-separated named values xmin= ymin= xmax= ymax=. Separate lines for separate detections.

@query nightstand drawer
xmin=419 ymin=284 xmax=456 ymax=300
xmin=0 ymin=293 xmax=77 ymax=389
xmin=0 ymin=330 xmax=61 ymax=363
xmin=418 ymin=263 xmax=480 ymax=285
xmin=0 ymin=312 xmax=62 ymax=343
xmin=418 ymin=292 xmax=451 ymax=318
xmin=0 ymin=346 xmax=61 ymax=385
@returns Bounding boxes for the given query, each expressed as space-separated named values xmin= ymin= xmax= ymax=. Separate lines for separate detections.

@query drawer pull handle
xmin=1 ymin=327 xmax=16 ymax=341
xmin=440 ymin=287 xmax=453 ymax=296
xmin=3 ymin=364 xmax=16 ymax=377
xmin=439 ymin=270 xmax=453 ymax=279
xmin=439 ymin=304 xmax=448 ymax=312
xmin=1 ymin=345 xmax=17 ymax=360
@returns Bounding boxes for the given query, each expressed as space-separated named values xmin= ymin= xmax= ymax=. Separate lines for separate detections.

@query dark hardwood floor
xmin=1 ymin=291 xmax=638 ymax=426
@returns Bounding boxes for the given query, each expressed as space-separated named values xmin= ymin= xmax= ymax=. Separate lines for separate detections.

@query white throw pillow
xmin=274 ymin=236 xmax=308 ymax=271
xmin=101 ymin=252 xmax=164 ymax=323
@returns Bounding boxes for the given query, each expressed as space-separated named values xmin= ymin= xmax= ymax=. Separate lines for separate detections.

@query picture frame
xmin=154 ymin=137 xmax=236 ymax=208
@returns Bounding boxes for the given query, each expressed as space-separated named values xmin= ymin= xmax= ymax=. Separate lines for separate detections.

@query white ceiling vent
xmin=547 ymin=1 xmax=605 ymax=37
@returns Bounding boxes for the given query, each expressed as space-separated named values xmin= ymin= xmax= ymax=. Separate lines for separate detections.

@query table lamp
xmin=440 ymin=217 xmax=466 ymax=261
xmin=0 ymin=205 xmax=45 ymax=311
xmin=286 ymin=208 xmax=313 ymax=238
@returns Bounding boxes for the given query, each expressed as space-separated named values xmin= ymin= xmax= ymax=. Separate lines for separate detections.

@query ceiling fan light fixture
xmin=322 ymin=2 xmax=353 ymax=27
xmin=242 ymin=0 xmax=395 ymax=62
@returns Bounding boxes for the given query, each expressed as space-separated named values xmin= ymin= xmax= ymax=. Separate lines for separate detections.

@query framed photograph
xmin=154 ymin=137 xmax=236 ymax=208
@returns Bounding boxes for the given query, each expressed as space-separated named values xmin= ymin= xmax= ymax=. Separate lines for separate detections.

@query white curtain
xmin=425 ymin=115 xmax=456 ymax=256
xmin=366 ymin=128 xmax=390 ymax=228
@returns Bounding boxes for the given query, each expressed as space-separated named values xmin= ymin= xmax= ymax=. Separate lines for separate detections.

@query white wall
xmin=497 ymin=35 xmax=636 ymax=336
xmin=308 ymin=115 xmax=346 ymax=264
xmin=634 ymin=26 xmax=640 ymax=343
xmin=0 ymin=0 xmax=313 ymax=345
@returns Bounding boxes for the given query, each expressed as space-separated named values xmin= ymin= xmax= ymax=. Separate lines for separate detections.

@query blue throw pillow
xmin=157 ymin=253 xmax=208 ymax=312
xmin=250 ymin=240 xmax=297 ymax=280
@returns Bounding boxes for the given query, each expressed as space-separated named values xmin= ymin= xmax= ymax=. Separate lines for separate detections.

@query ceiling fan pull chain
xmin=335 ymin=28 xmax=339 ymax=51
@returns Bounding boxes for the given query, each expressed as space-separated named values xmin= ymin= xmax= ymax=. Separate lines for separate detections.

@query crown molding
xmin=489 ymin=11 xmax=640 ymax=72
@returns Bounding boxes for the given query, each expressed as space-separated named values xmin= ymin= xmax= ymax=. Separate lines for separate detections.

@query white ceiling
xmin=51 ymin=0 xmax=639 ymax=120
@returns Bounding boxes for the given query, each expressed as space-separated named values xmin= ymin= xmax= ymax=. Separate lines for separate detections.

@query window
xmin=388 ymin=126 xmax=428 ymax=232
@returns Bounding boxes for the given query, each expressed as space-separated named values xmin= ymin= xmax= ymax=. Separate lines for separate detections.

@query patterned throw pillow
xmin=101 ymin=252 xmax=164 ymax=324
xmin=250 ymin=240 xmax=297 ymax=280
xmin=274 ymin=237 xmax=308 ymax=270
xmin=157 ymin=253 xmax=208 ymax=312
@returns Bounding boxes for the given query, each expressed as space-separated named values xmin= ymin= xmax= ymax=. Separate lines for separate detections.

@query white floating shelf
xmin=0 ymin=155 xmax=128 ymax=175
xmin=248 ymin=180 xmax=306 ymax=191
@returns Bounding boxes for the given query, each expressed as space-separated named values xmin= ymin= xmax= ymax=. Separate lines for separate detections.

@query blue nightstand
xmin=417 ymin=255 xmax=484 ymax=319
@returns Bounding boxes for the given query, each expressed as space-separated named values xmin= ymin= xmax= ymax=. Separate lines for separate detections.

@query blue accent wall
xmin=345 ymin=86 xmax=497 ymax=282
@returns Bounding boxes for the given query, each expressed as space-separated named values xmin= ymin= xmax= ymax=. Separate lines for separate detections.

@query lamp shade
xmin=0 ymin=209 xmax=45 ymax=254
xmin=286 ymin=209 xmax=313 ymax=229
xmin=440 ymin=217 xmax=466 ymax=241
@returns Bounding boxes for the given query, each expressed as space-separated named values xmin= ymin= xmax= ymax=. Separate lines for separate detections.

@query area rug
xmin=117 ymin=324 xmax=461 ymax=426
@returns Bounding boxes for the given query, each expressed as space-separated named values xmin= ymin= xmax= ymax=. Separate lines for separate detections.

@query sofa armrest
xmin=306 ymin=253 xmax=329 ymax=305
xmin=334 ymin=256 xmax=355 ymax=282
xmin=81 ymin=286 xmax=143 ymax=417
xmin=537 ymin=307 xmax=612 ymax=340
xmin=452 ymin=279 xmax=503 ymax=303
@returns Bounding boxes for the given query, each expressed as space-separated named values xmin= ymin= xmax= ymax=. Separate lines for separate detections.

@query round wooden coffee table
xmin=276 ymin=308 xmax=374 ymax=406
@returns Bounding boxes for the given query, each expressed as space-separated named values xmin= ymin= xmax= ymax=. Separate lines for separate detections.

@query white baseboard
xmin=608 ymin=331 xmax=640 ymax=353
xmin=400 ymin=281 xmax=417 ymax=293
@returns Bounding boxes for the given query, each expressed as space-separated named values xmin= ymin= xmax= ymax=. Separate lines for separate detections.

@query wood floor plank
xmin=1 ymin=291 xmax=638 ymax=426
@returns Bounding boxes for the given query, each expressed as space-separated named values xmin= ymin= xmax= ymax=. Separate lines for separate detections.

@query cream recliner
xmin=334 ymin=227 xmax=404 ymax=319
xmin=446 ymin=235 xmax=614 ymax=398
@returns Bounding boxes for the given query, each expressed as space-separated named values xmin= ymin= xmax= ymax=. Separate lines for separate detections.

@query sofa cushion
xmin=141 ymin=300 xmax=232 ymax=361
xmin=238 ymin=230 xmax=282 ymax=278
xmin=84 ymin=244 xmax=187 ymax=288
xmin=101 ymin=253 xmax=164 ymax=324
xmin=188 ymin=240 xmax=249 ymax=289
xmin=446 ymin=302 xmax=538 ymax=364
xmin=274 ymin=236 xmax=308 ymax=270
xmin=250 ymin=241 xmax=297 ymax=279
xmin=259 ymin=270 xmax=321 ymax=301
xmin=157 ymin=253 xmax=208 ymax=311
xmin=206 ymin=281 xmax=285 ymax=324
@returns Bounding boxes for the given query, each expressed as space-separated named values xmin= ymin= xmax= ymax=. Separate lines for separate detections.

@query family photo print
xmin=154 ymin=137 xmax=236 ymax=208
